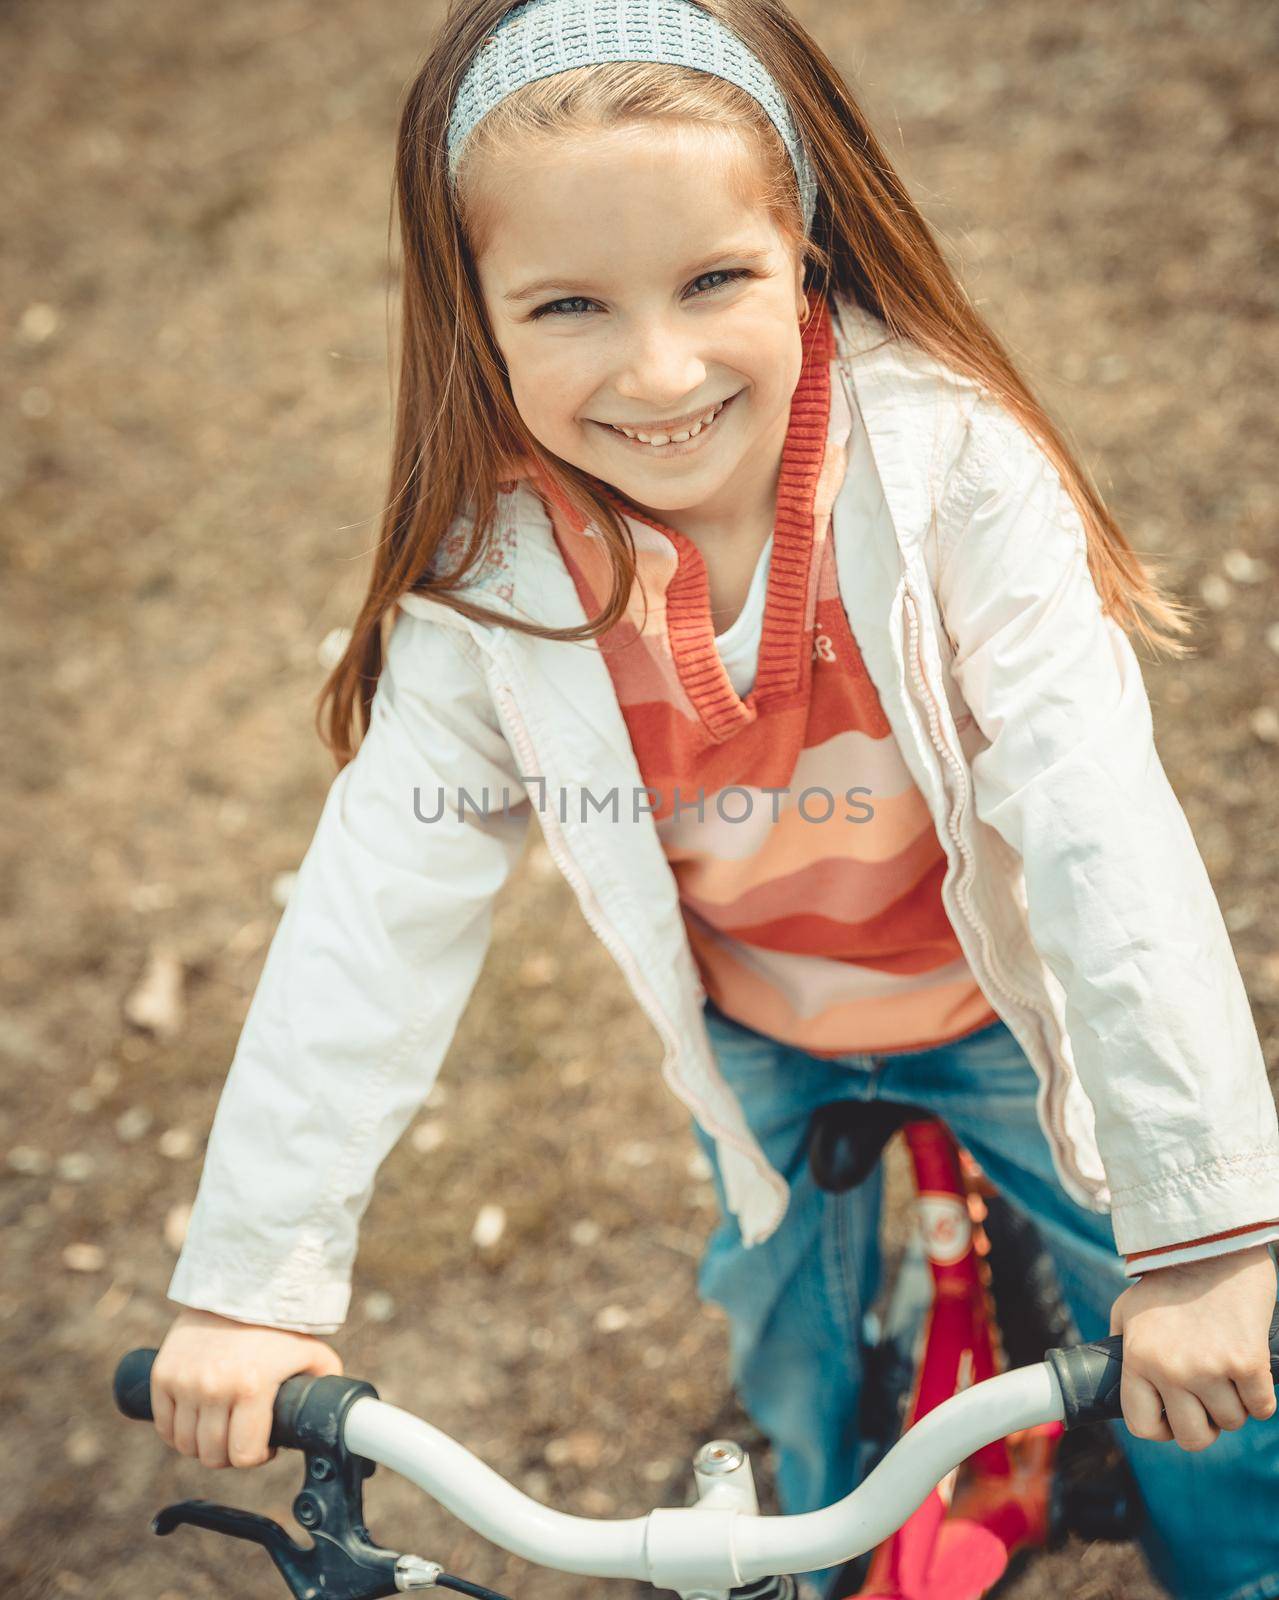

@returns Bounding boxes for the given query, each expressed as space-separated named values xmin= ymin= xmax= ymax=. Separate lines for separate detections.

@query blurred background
xmin=3 ymin=0 xmax=1277 ymax=1595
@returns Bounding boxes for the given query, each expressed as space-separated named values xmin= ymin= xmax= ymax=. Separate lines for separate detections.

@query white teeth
xmin=611 ymin=398 xmax=727 ymax=446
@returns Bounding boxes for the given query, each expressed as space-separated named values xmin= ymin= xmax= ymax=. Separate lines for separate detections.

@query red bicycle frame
xmin=842 ymin=1118 xmax=1063 ymax=1600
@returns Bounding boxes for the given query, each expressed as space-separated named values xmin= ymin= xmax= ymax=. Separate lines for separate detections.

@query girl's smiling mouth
xmin=592 ymin=389 xmax=741 ymax=456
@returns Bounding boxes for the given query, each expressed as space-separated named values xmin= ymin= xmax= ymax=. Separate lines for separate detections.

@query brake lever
xmin=154 ymin=1494 xmax=408 ymax=1597
xmin=114 ymin=1350 xmax=520 ymax=1599
xmin=149 ymin=1374 xmax=433 ymax=1598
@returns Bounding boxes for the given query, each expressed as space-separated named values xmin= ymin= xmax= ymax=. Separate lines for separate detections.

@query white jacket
xmin=168 ymin=297 xmax=1279 ymax=1333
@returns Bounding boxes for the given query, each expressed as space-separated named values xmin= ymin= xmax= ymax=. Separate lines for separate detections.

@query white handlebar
xmin=341 ymin=1361 xmax=1066 ymax=1593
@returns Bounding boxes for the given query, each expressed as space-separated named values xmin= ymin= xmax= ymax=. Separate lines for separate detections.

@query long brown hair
xmin=318 ymin=0 xmax=1194 ymax=766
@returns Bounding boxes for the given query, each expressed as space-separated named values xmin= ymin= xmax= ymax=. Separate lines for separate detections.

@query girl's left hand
xmin=1109 ymin=1243 xmax=1277 ymax=1450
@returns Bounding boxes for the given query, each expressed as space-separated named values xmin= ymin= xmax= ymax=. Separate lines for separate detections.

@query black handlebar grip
xmin=1047 ymin=1300 xmax=1279 ymax=1430
xmin=112 ymin=1348 xmax=379 ymax=1452
xmin=113 ymin=1346 xmax=160 ymax=1423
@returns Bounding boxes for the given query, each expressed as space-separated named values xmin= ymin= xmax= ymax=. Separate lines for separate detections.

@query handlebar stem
xmin=646 ymin=1508 xmax=746 ymax=1596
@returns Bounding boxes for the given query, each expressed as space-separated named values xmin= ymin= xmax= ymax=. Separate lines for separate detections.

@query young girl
xmin=151 ymin=1 xmax=1279 ymax=1595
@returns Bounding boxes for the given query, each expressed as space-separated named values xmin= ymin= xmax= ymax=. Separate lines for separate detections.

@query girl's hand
xmin=150 ymin=1307 xmax=344 ymax=1470
xmin=1109 ymin=1244 xmax=1277 ymax=1450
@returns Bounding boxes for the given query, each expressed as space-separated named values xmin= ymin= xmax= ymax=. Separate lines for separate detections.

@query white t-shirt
xmin=712 ymin=532 xmax=774 ymax=697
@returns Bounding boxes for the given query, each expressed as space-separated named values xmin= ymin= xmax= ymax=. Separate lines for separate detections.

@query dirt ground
xmin=2 ymin=0 xmax=1277 ymax=1596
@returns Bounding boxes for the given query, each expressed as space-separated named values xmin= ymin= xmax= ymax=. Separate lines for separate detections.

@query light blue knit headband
xmin=446 ymin=0 xmax=819 ymax=236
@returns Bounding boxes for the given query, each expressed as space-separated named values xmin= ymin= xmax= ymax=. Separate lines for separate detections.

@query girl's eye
xmin=529 ymin=268 xmax=753 ymax=322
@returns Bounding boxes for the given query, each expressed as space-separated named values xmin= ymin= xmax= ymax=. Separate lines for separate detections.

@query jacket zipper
xmin=900 ymin=582 xmax=1035 ymax=1005
xmin=490 ymin=679 xmax=776 ymax=1183
xmin=900 ymin=579 xmax=1090 ymax=1193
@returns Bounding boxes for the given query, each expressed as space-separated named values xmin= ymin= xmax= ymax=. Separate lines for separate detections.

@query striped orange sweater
xmin=534 ymin=295 xmax=1000 ymax=1057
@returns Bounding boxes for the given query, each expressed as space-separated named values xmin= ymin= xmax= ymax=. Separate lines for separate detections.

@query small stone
xmin=362 ymin=1291 xmax=396 ymax=1324
xmin=559 ymin=1058 xmax=590 ymax=1088
xmin=1250 ymin=707 xmax=1279 ymax=744
xmin=62 ymin=1243 xmax=106 ymax=1273
xmin=472 ymin=1203 xmax=506 ymax=1250
xmin=424 ymin=1082 xmax=449 ymax=1108
xmin=1199 ymin=574 xmax=1232 ymax=611
xmin=19 ymin=302 xmax=60 ymax=343
xmin=65 ymin=1427 xmax=103 ymax=1466
xmin=128 ymin=882 xmax=178 ymax=913
xmin=54 ymin=1574 xmax=88 ymax=1597
xmin=410 ymin=1120 xmax=446 ymax=1154
xmin=164 ymin=1203 xmax=192 ymax=1251
xmin=271 ymin=871 xmax=298 ymax=908
xmin=158 ymin=1126 xmax=196 ymax=1160
xmin=518 ymin=952 xmax=558 ymax=986
xmin=1266 ymin=622 xmax=1279 ymax=657
xmin=317 ymin=627 xmax=351 ymax=671
xmin=528 ymin=1327 xmax=554 ymax=1352
xmin=123 ymin=945 xmax=185 ymax=1038
xmin=56 ymin=1152 xmax=95 ymax=1183
xmin=115 ymin=1106 xmax=153 ymax=1143
xmin=576 ymin=1486 xmax=616 ymax=1515
xmin=642 ymin=1346 xmax=667 ymax=1369
xmin=594 ymin=1304 xmax=631 ymax=1333
xmin=7 ymin=1145 xmax=50 ymax=1175
xmin=569 ymin=1218 xmax=602 ymax=1247
xmin=618 ymin=1141 xmax=654 ymax=1168
xmin=1221 ymin=548 xmax=1268 ymax=585
xmin=544 ymin=1429 xmax=603 ymax=1469
xmin=68 ymin=1087 xmax=99 ymax=1115
xmin=643 ymin=1458 xmax=674 ymax=1483
xmin=686 ymin=1149 xmax=713 ymax=1181
xmin=224 ymin=919 xmax=267 ymax=957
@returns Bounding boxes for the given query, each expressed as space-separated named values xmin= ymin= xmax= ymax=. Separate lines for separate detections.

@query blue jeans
xmin=692 ymin=998 xmax=1279 ymax=1600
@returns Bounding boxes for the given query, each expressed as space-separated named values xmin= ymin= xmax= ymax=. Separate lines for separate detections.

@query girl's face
xmin=473 ymin=123 xmax=808 ymax=538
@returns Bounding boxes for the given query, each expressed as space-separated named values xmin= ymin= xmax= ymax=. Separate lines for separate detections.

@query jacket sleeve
xmin=166 ymin=605 xmax=530 ymax=1332
xmin=935 ymin=397 xmax=1279 ymax=1267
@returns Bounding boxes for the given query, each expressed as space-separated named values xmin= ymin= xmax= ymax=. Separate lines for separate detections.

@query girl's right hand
xmin=150 ymin=1306 xmax=344 ymax=1469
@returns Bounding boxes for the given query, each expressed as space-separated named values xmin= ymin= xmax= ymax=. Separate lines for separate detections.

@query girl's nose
xmin=613 ymin=333 xmax=707 ymax=408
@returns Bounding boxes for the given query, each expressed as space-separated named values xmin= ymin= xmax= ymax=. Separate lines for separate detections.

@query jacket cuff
xmin=1122 ymin=1221 xmax=1279 ymax=1278
xmin=1107 ymin=1140 xmax=1279 ymax=1257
